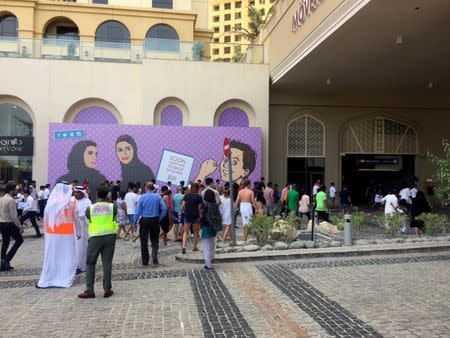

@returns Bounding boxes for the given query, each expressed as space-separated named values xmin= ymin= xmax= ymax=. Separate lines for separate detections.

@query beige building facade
xmin=0 ymin=0 xmax=269 ymax=186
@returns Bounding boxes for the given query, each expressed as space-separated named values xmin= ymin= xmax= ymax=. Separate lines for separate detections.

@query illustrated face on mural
xmin=116 ymin=141 xmax=134 ymax=165
xmin=83 ymin=146 xmax=97 ymax=169
xmin=220 ymin=140 xmax=256 ymax=184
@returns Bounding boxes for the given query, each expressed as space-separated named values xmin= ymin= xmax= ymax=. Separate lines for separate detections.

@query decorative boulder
xmin=305 ymin=241 xmax=315 ymax=249
xmin=354 ymin=239 xmax=370 ymax=246
xmin=330 ymin=241 xmax=342 ymax=247
xmin=236 ymin=241 xmax=247 ymax=246
xmin=307 ymin=221 xmax=342 ymax=235
xmin=316 ymin=241 xmax=330 ymax=248
xmin=273 ymin=242 xmax=289 ymax=250
xmin=215 ymin=248 xmax=224 ymax=254
xmin=261 ymin=244 xmax=273 ymax=251
xmin=223 ymin=246 xmax=234 ymax=253
xmin=232 ymin=246 xmax=244 ymax=253
xmin=289 ymin=241 xmax=306 ymax=249
xmin=243 ymin=244 xmax=260 ymax=252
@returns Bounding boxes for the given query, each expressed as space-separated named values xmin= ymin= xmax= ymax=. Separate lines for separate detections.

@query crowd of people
xmin=0 ymin=175 xmax=433 ymax=298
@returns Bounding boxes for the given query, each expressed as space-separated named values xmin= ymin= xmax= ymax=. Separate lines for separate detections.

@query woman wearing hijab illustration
xmin=115 ymin=134 xmax=155 ymax=187
xmin=57 ymin=140 xmax=106 ymax=200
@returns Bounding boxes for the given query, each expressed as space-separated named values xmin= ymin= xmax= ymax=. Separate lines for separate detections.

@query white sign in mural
xmin=156 ymin=149 xmax=194 ymax=185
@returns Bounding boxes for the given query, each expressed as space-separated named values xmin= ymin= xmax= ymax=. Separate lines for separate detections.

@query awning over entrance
xmin=270 ymin=0 xmax=450 ymax=94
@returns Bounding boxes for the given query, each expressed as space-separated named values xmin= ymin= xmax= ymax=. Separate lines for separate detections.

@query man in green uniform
xmin=78 ymin=186 xmax=117 ymax=299
xmin=287 ymin=184 xmax=299 ymax=216
xmin=315 ymin=186 xmax=328 ymax=222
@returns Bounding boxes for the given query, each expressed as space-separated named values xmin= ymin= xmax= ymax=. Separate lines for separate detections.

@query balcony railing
xmin=0 ymin=37 xmax=264 ymax=64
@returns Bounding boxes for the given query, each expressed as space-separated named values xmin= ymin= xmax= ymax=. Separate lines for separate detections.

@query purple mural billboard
xmin=49 ymin=123 xmax=261 ymax=196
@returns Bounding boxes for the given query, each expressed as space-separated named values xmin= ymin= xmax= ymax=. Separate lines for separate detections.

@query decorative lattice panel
xmin=341 ymin=117 xmax=417 ymax=154
xmin=288 ymin=115 xmax=324 ymax=157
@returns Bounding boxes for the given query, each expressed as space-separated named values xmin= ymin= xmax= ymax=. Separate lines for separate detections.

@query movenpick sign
xmin=292 ymin=0 xmax=322 ymax=32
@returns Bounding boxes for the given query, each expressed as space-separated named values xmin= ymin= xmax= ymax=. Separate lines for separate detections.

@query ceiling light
xmin=326 ymin=78 xmax=332 ymax=85
xmin=427 ymin=81 xmax=433 ymax=89
xmin=396 ymin=35 xmax=403 ymax=45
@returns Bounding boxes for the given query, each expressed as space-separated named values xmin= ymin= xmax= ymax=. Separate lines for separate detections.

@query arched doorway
xmin=340 ymin=116 xmax=418 ymax=203
xmin=287 ymin=114 xmax=325 ymax=193
xmin=43 ymin=17 xmax=79 ymax=44
xmin=73 ymin=106 xmax=119 ymax=124
xmin=0 ymin=103 xmax=33 ymax=183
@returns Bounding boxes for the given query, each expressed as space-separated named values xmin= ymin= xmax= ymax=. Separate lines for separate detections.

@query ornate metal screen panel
xmin=342 ymin=117 xmax=417 ymax=154
xmin=288 ymin=115 xmax=324 ymax=157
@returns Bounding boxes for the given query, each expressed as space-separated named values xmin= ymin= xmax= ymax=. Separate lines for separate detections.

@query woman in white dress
xmin=74 ymin=186 xmax=92 ymax=273
xmin=220 ymin=189 xmax=233 ymax=243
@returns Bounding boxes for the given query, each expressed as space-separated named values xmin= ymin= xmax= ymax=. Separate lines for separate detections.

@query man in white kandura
xmin=74 ymin=186 xmax=92 ymax=274
xmin=37 ymin=182 xmax=81 ymax=288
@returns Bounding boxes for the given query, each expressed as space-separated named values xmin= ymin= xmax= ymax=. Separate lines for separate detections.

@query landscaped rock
xmin=261 ymin=244 xmax=273 ymax=251
xmin=273 ymin=242 xmax=289 ymax=250
xmin=305 ymin=241 xmax=315 ymax=249
xmin=316 ymin=241 xmax=330 ymax=248
xmin=330 ymin=240 xmax=342 ymax=247
xmin=223 ymin=246 xmax=234 ymax=253
xmin=236 ymin=241 xmax=247 ymax=246
xmin=215 ymin=248 xmax=224 ymax=254
xmin=354 ymin=239 xmax=370 ymax=246
xmin=233 ymin=246 xmax=244 ymax=253
xmin=307 ymin=221 xmax=341 ymax=236
xmin=243 ymin=244 xmax=260 ymax=252
xmin=289 ymin=241 xmax=306 ymax=249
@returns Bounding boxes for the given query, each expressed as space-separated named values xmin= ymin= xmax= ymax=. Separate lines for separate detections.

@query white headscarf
xmin=44 ymin=183 xmax=73 ymax=231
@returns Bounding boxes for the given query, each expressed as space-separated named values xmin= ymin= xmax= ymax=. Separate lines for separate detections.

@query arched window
xmin=43 ymin=17 xmax=79 ymax=45
xmin=95 ymin=21 xmax=130 ymax=48
xmin=145 ymin=24 xmax=179 ymax=51
xmin=0 ymin=14 xmax=18 ymax=38
xmin=218 ymin=107 xmax=249 ymax=127
xmin=160 ymin=105 xmax=183 ymax=126
xmin=287 ymin=114 xmax=325 ymax=157
xmin=341 ymin=116 xmax=417 ymax=154
xmin=73 ymin=106 xmax=118 ymax=124
xmin=153 ymin=0 xmax=173 ymax=9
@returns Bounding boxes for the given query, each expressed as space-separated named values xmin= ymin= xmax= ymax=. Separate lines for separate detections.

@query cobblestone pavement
xmin=1 ymin=230 xmax=450 ymax=337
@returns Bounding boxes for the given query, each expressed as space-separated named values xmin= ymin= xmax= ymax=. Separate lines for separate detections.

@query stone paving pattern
xmin=1 ymin=228 xmax=450 ymax=337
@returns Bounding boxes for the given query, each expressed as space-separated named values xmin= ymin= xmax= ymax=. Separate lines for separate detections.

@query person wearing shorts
xmin=172 ymin=186 xmax=184 ymax=242
xmin=180 ymin=183 xmax=203 ymax=254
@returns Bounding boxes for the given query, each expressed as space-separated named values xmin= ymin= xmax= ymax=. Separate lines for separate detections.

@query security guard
xmin=78 ymin=185 xmax=117 ymax=299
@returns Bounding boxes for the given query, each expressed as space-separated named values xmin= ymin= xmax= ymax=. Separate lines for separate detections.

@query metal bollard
xmin=344 ymin=214 xmax=352 ymax=246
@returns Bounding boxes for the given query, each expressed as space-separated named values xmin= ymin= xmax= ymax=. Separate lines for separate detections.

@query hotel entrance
xmin=340 ymin=116 xmax=418 ymax=204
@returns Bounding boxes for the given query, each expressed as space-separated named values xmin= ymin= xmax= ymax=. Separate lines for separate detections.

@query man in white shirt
xmin=312 ymin=180 xmax=321 ymax=196
xmin=329 ymin=182 xmax=337 ymax=209
xmin=125 ymin=183 xmax=139 ymax=239
xmin=381 ymin=190 xmax=399 ymax=216
xmin=201 ymin=177 xmax=220 ymax=205
xmin=410 ymin=185 xmax=417 ymax=200
xmin=20 ymin=189 xmax=41 ymax=238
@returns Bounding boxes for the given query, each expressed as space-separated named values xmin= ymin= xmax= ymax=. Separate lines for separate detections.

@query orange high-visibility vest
xmin=46 ymin=199 xmax=77 ymax=235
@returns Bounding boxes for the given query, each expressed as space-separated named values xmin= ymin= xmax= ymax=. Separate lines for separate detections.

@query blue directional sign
xmin=54 ymin=130 xmax=86 ymax=140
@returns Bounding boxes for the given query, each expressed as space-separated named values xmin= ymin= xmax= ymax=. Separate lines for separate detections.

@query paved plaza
xmin=1 ymin=228 xmax=450 ymax=338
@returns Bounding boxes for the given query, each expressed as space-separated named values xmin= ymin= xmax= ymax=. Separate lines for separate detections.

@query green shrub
xmin=428 ymin=139 xmax=450 ymax=207
xmin=416 ymin=213 xmax=449 ymax=235
xmin=351 ymin=211 xmax=369 ymax=240
xmin=285 ymin=214 xmax=301 ymax=229
xmin=374 ymin=212 xmax=407 ymax=238
xmin=330 ymin=215 xmax=344 ymax=231
xmin=246 ymin=215 xmax=274 ymax=245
